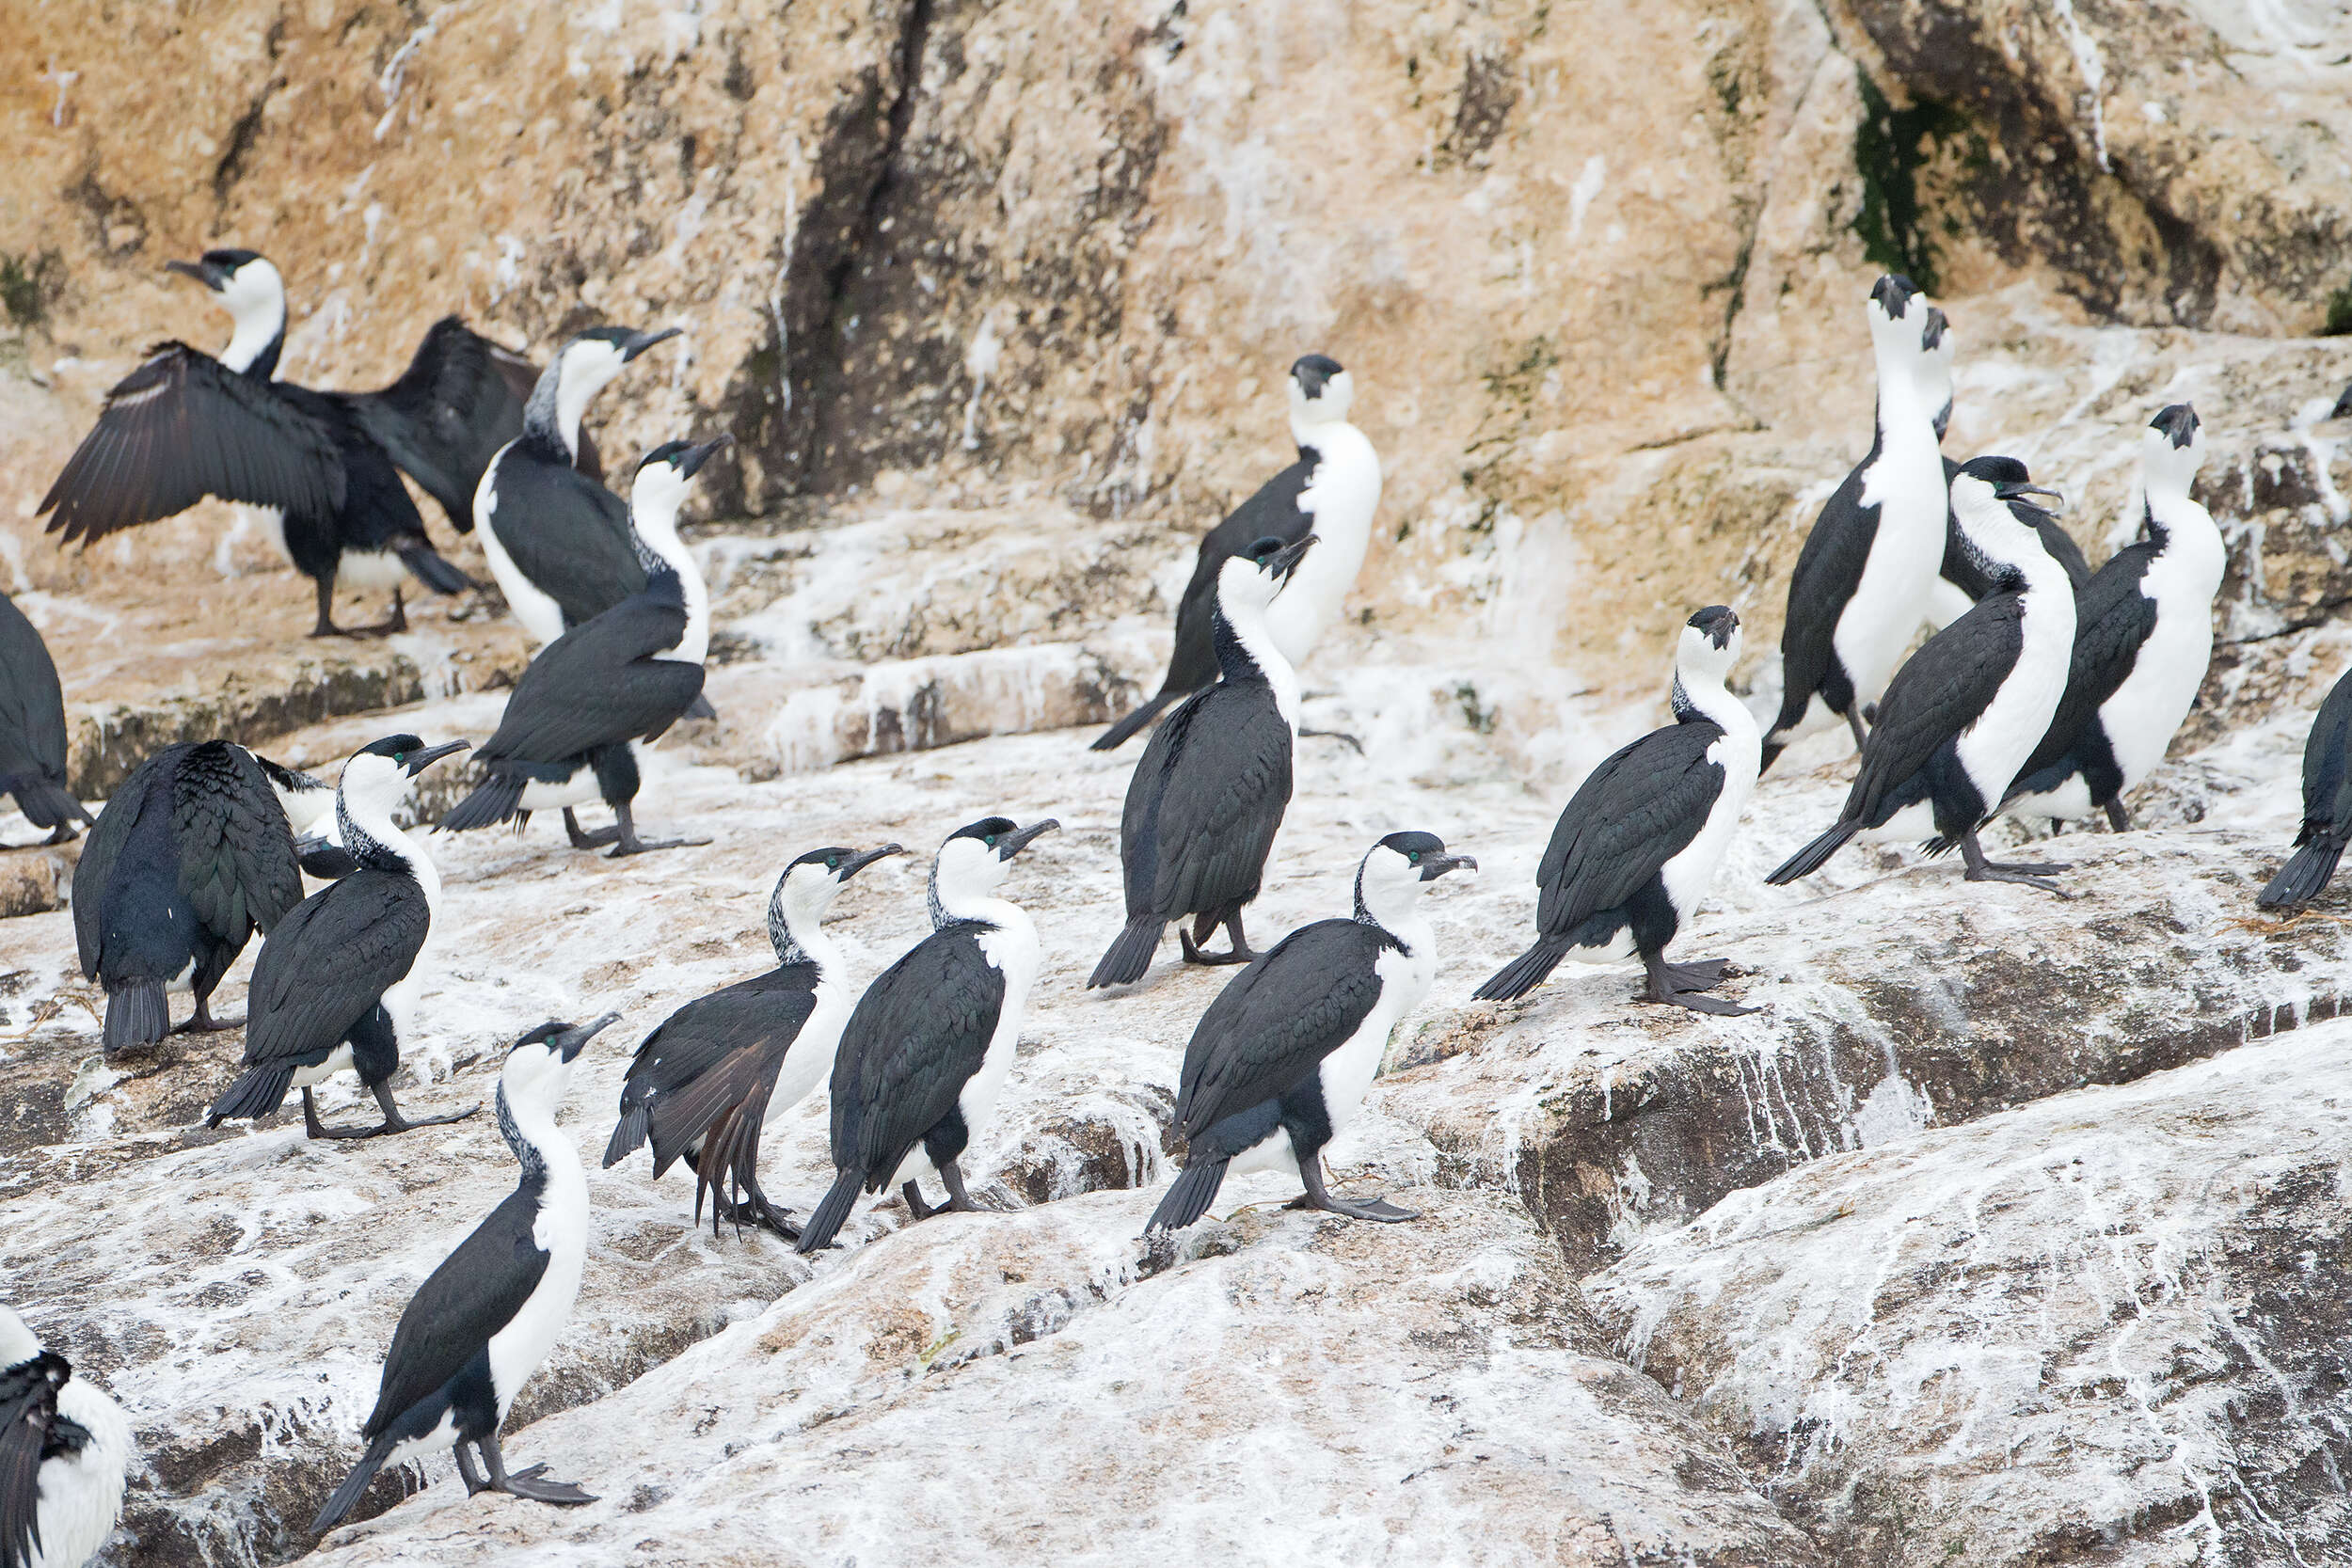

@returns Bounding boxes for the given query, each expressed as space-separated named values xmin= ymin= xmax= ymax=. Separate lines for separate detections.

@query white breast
xmin=1954 ymin=585 xmax=2077 ymax=804
xmin=2099 ymin=543 xmax=2221 ymax=793
xmin=1319 ymin=936 xmax=1434 ymax=1133
xmin=768 ymin=976 xmax=853 ymax=1118
xmin=955 ymin=915 xmax=1040 ymax=1139
xmin=486 ymin=1158 xmax=589 ymax=1420
xmin=1834 ymin=425 xmax=1948 ymax=705
xmin=1265 ymin=425 xmax=1380 ymax=670
xmin=1660 ymin=722 xmax=1760 ymax=921
xmin=475 ymin=447 xmax=566 ymax=647
xmin=31 ymin=1376 xmax=131 ymax=1568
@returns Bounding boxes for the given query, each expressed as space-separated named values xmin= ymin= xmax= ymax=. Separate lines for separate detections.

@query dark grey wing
xmin=72 ymin=746 xmax=189 ymax=976
xmin=0 ymin=1351 xmax=71 ymax=1568
xmin=40 ymin=343 xmax=345 ymax=543
xmin=347 ymin=316 xmax=530 ymax=530
xmin=240 ymin=870 xmax=428 ymax=1066
xmin=1774 ymin=454 xmax=1878 ymax=729
xmin=361 ymin=1190 xmax=547 ymax=1440
xmin=1161 ymin=454 xmax=1315 ymax=695
xmin=2010 ymin=546 xmax=2158 ymax=786
xmin=484 ymin=456 xmax=644 ymax=626
xmin=620 ymin=973 xmax=818 ymax=1176
xmin=476 ymin=594 xmax=704 ymax=763
xmin=1848 ymin=594 xmax=2024 ymax=823
xmin=2304 ymin=665 xmax=2352 ymax=832
xmin=173 ymin=741 xmax=305 ymax=942
xmin=1125 ymin=683 xmax=1293 ymax=921
xmin=1534 ymin=722 xmax=1726 ymax=933
xmin=845 ymin=926 xmax=1006 ymax=1180
xmin=1176 ymin=919 xmax=1391 ymax=1138
xmin=0 ymin=593 xmax=73 ymax=800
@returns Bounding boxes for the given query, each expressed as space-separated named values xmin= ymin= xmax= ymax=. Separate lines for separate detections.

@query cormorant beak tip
xmin=556 ymin=1011 xmax=622 ymax=1060
xmin=999 ymin=819 xmax=1060 ymax=859
xmin=1273 ymin=534 xmax=1319 ymax=577
xmin=841 ymin=843 xmax=906 ymax=879
xmin=625 ymin=325 xmax=685 ymax=360
xmin=1421 ymin=853 xmax=1477 ymax=881
xmin=680 ymin=433 xmax=734 ymax=479
xmin=405 ymin=739 xmax=470 ymax=775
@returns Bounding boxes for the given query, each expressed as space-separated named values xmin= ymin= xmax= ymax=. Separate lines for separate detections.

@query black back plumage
xmin=485 ymin=451 xmax=647 ymax=626
xmin=0 ymin=1349 xmax=82 ymax=1568
xmin=0 ymin=592 xmax=83 ymax=832
xmin=1532 ymin=722 xmax=1725 ymax=938
xmin=1120 ymin=677 xmax=1293 ymax=927
xmin=1771 ymin=451 xmax=1880 ymax=738
xmin=1092 ymin=452 xmax=1313 ymax=748
xmin=1174 ymin=918 xmax=1394 ymax=1146
xmin=2258 ymin=666 xmax=2352 ymax=908
xmin=235 ymin=869 xmax=429 ymax=1071
xmin=482 ymin=581 xmax=701 ymax=763
xmin=829 ymin=923 xmax=1006 ymax=1193
xmin=1836 ymin=594 xmax=2025 ymax=832
xmin=2004 ymin=542 xmax=2163 ymax=803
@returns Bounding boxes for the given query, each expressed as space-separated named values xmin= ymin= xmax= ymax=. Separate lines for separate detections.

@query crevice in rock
xmin=212 ymin=75 xmax=282 ymax=206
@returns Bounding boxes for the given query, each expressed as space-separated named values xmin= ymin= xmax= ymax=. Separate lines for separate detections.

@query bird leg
xmin=1639 ymin=953 xmax=1757 ymax=1017
xmin=563 ymin=809 xmax=620 ymax=849
xmin=303 ymin=1082 xmax=483 ymax=1139
xmin=1959 ymin=831 xmax=2074 ymax=896
xmin=454 ymin=1441 xmax=489 ymax=1497
xmin=938 ymin=1159 xmax=989 ymax=1214
xmin=352 ymin=587 xmax=407 ymax=639
xmin=703 ymin=1175 xmax=801 ymax=1243
xmin=477 ymin=1431 xmax=596 ymax=1507
xmin=310 ymin=578 xmax=358 ymax=639
xmin=1179 ymin=910 xmax=1260 ymax=967
xmin=1294 ymin=1153 xmax=1418 ymax=1223
xmin=1297 ymin=727 xmax=1367 ymax=755
xmin=43 ymin=821 xmax=81 ymax=845
xmin=2104 ymin=799 xmax=2132 ymax=832
xmin=604 ymin=801 xmax=710 ymax=858
xmin=900 ymin=1180 xmax=938 ymax=1221
xmin=1845 ymin=706 xmax=1869 ymax=752
xmin=170 ymin=995 xmax=241 ymax=1034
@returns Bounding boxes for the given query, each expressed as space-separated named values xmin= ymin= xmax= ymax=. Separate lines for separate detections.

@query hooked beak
xmin=839 ymin=843 xmax=904 ymax=881
xmin=1419 ymin=852 xmax=1477 ymax=882
xmin=680 ymin=433 xmax=733 ymax=479
xmin=1869 ymin=273 xmax=1920 ymax=318
xmin=624 ymin=325 xmax=684 ymax=361
xmin=165 ymin=258 xmax=226 ymax=292
xmin=1269 ymin=533 xmax=1319 ymax=582
xmin=1996 ymin=482 xmax=2066 ymax=511
xmin=404 ymin=739 xmax=470 ymax=776
xmin=552 ymin=1012 xmax=623 ymax=1062
xmin=997 ymin=819 xmax=1060 ymax=860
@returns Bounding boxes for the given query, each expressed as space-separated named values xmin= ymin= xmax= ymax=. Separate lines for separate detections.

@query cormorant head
xmin=1678 ymin=605 xmax=1742 ymax=679
xmin=770 ymin=843 xmax=903 ymax=951
xmin=931 ymin=816 xmax=1058 ymax=908
xmin=2143 ymin=403 xmax=2205 ymax=497
xmin=1290 ymin=353 xmax=1354 ymax=427
xmin=1216 ymin=532 xmax=1318 ymax=619
xmin=630 ymin=435 xmax=733 ymax=531
xmin=546 ymin=322 xmax=682 ymax=403
xmin=1917 ymin=306 xmax=1957 ymax=440
xmin=1356 ymin=830 xmax=1476 ymax=927
xmin=167 ymin=248 xmax=285 ymax=350
xmin=1950 ymin=456 xmax=2068 ymax=576
xmin=1866 ymin=274 xmax=1932 ymax=366
xmin=502 ymin=1013 xmax=621 ymax=1109
xmin=340 ymin=735 xmax=469 ymax=812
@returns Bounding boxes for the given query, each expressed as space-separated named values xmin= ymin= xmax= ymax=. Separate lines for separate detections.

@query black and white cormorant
xmin=472 ymin=325 xmax=685 ymax=648
xmin=1916 ymin=308 xmax=2090 ymax=629
xmin=0 ymin=1306 xmax=131 ymax=1568
xmin=1089 ymin=534 xmax=1314 ymax=987
xmin=438 ymin=439 xmax=719 ymax=857
xmin=1146 ymin=832 xmax=1473 ymax=1234
xmin=1475 ymin=606 xmax=1761 ymax=1015
xmin=603 ymin=843 xmax=902 ymax=1238
xmin=2003 ymin=404 xmax=2223 ymax=831
xmin=2257 ymin=662 xmax=2352 ymax=910
xmin=1767 ymin=457 xmax=2078 ymax=894
xmin=310 ymin=1015 xmax=620 ymax=1536
xmin=1761 ymin=275 xmax=1951 ymax=770
xmin=0 ymin=592 xmax=90 ymax=847
xmin=796 ymin=816 xmax=1058 ymax=1254
xmin=72 ymin=740 xmax=338 ymax=1052
xmin=1092 ymin=355 xmax=1380 ymax=750
xmin=204 ymin=735 xmax=474 ymax=1137
xmin=36 ymin=250 xmax=532 ymax=637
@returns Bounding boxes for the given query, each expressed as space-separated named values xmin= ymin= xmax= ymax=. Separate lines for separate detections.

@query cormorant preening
xmin=0 ymin=1304 xmax=131 ymax=1568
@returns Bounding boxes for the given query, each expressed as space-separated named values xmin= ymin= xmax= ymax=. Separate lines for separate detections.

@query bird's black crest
xmin=637 ymin=440 xmax=698 ymax=473
xmin=1378 ymin=830 xmax=1448 ymax=862
xmin=2150 ymin=403 xmax=2200 ymax=449
xmin=1686 ymin=605 xmax=1739 ymax=648
xmin=1955 ymin=454 xmax=2032 ymax=488
xmin=509 ymin=1019 xmax=574 ymax=1051
xmin=947 ymin=816 xmax=1019 ymax=847
xmin=1869 ymin=274 xmax=1920 ymax=316
xmin=201 ymin=247 xmax=265 ymax=271
xmin=1291 ymin=354 xmax=1343 ymax=399
xmin=1919 ymin=306 xmax=1949 ymax=350
xmin=789 ymin=846 xmax=856 ymax=872
xmin=357 ymin=734 xmax=425 ymax=760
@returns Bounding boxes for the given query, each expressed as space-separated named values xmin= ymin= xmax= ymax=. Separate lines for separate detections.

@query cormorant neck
xmin=522 ymin=358 xmax=603 ymax=460
xmin=768 ymin=896 xmax=840 ymax=974
xmin=336 ymin=783 xmax=438 ymax=911
xmin=1670 ymin=666 xmax=1749 ymax=737
xmin=494 ymin=1081 xmax=564 ymax=1188
xmin=1211 ymin=594 xmax=1301 ymax=730
xmin=1352 ymin=870 xmax=1427 ymax=955
xmin=223 ymin=312 xmax=287 ymax=380
xmin=631 ymin=506 xmax=708 ymax=663
xmin=929 ymin=863 xmax=1014 ymax=931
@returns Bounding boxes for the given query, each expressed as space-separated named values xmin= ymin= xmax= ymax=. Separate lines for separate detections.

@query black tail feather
xmin=1756 ymin=738 xmax=1787 ymax=777
xmin=2260 ymin=836 xmax=2346 ymax=910
xmin=399 ymin=546 xmax=475 ymax=595
xmin=795 ymin=1166 xmax=867 ymax=1255
xmin=1472 ymin=939 xmax=1571 ymax=1003
xmin=206 ymin=1063 xmax=296 ymax=1127
xmin=603 ymin=1100 xmax=651 ymax=1168
xmin=311 ymin=1433 xmax=396 ymax=1535
xmin=103 ymin=981 xmax=170 ymax=1054
xmin=1090 ymin=689 xmax=1184 ymax=752
xmin=437 ymin=773 xmax=526 ymax=834
xmin=1766 ymin=820 xmax=1861 ymax=885
xmin=1088 ymin=918 xmax=1164 ymax=990
xmin=1146 ymin=1156 xmax=1231 ymax=1234
xmin=10 ymin=777 xmax=90 ymax=831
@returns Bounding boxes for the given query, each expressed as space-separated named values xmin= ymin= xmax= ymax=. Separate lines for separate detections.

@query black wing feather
xmin=624 ymin=973 xmax=818 ymax=1176
xmin=1122 ymin=682 xmax=1293 ymax=922
xmin=476 ymin=594 xmax=704 ymax=764
xmin=239 ymin=870 xmax=428 ymax=1066
xmin=347 ymin=317 xmax=532 ymax=529
xmin=40 ymin=344 xmax=345 ymax=541
xmin=1846 ymin=594 xmax=2025 ymax=823
xmin=72 ymin=745 xmax=188 ymax=976
xmin=1534 ymin=722 xmax=1725 ymax=933
xmin=0 ymin=593 xmax=72 ymax=801
xmin=485 ymin=458 xmax=645 ymax=626
xmin=361 ymin=1190 xmax=547 ymax=1440
xmin=2010 ymin=546 xmax=2158 ymax=784
xmin=1176 ymin=919 xmax=1392 ymax=1139
xmin=1160 ymin=454 xmax=1314 ymax=695
xmin=1773 ymin=456 xmax=1877 ymax=730
xmin=837 ymin=926 xmax=1005 ymax=1182
xmin=173 ymin=741 xmax=305 ymax=946
xmin=0 ymin=1351 xmax=72 ymax=1568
